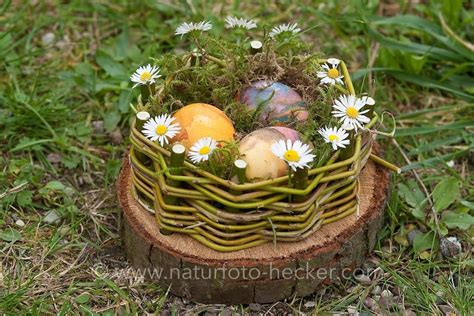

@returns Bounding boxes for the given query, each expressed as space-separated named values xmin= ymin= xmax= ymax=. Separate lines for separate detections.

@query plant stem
xmin=161 ymin=144 xmax=186 ymax=235
xmin=369 ymin=154 xmax=401 ymax=173
xmin=140 ymin=84 xmax=150 ymax=104
xmin=293 ymin=167 xmax=309 ymax=202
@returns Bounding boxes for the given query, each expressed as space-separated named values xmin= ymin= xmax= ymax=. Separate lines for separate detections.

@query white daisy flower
xmin=271 ymin=139 xmax=315 ymax=171
xmin=188 ymin=137 xmax=217 ymax=164
xmin=269 ymin=23 xmax=301 ymax=38
xmin=332 ymin=95 xmax=371 ymax=131
xmin=130 ymin=64 xmax=161 ymax=88
xmin=175 ymin=21 xmax=212 ymax=37
xmin=225 ymin=16 xmax=257 ymax=30
xmin=318 ymin=126 xmax=350 ymax=151
xmin=142 ymin=114 xmax=181 ymax=147
xmin=360 ymin=96 xmax=375 ymax=105
xmin=317 ymin=58 xmax=344 ymax=86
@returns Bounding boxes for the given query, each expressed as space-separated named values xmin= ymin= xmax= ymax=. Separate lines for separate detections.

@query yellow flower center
xmin=328 ymin=134 xmax=339 ymax=142
xmin=140 ymin=71 xmax=152 ymax=82
xmin=327 ymin=68 xmax=339 ymax=79
xmin=346 ymin=107 xmax=359 ymax=119
xmin=155 ymin=125 xmax=167 ymax=135
xmin=199 ymin=146 xmax=210 ymax=155
xmin=284 ymin=149 xmax=300 ymax=162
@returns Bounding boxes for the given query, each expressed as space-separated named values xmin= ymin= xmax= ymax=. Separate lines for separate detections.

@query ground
xmin=1 ymin=1 xmax=473 ymax=315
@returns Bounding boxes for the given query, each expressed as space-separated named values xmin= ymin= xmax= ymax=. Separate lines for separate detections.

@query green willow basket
xmin=127 ymin=59 xmax=395 ymax=252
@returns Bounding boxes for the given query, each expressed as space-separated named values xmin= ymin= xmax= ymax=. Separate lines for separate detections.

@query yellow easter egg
xmin=238 ymin=128 xmax=289 ymax=181
xmin=172 ymin=103 xmax=235 ymax=149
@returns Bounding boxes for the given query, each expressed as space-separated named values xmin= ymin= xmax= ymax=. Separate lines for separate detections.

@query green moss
xmin=137 ymin=32 xmax=345 ymax=172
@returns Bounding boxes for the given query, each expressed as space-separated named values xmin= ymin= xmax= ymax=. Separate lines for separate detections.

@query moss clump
xmin=137 ymin=32 xmax=344 ymax=168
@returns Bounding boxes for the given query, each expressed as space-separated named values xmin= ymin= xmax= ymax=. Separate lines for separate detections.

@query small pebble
xmin=47 ymin=153 xmax=61 ymax=164
xmin=43 ymin=210 xmax=60 ymax=224
xmin=355 ymin=274 xmax=372 ymax=285
xmin=15 ymin=219 xmax=25 ymax=227
xmin=440 ymin=237 xmax=462 ymax=258
xmin=41 ymin=32 xmax=55 ymax=46
xmin=92 ymin=120 xmax=104 ymax=134
xmin=304 ymin=301 xmax=316 ymax=308
xmin=346 ymin=306 xmax=358 ymax=314
xmin=381 ymin=289 xmax=393 ymax=298
xmin=364 ymin=297 xmax=377 ymax=310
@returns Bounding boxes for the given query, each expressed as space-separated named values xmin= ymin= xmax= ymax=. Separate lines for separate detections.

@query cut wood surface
xmin=118 ymin=155 xmax=390 ymax=304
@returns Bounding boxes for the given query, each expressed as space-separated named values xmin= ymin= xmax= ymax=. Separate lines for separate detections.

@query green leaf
xmin=96 ymin=50 xmax=127 ymax=78
xmin=75 ymin=293 xmax=90 ymax=304
xmin=104 ymin=109 xmax=121 ymax=132
xmin=0 ymin=228 xmax=22 ymax=242
xmin=460 ymin=200 xmax=474 ymax=210
xmin=432 ymin=177 xmax=460 ymax=212
xmin=398 ymin=181 xmax=425 ymax=207
xmin=117 ymin=90 xmax=132 ymax=113
xmin=398 ymin=181 xmax=426 ymax=219
xmin=44 ymin=180 xmax=66 ymax=191
xmin=16 ymin=190 xmax=33 ymax=207
xmin=413 ymin=231 xmax=436 ymax=252
xmin=442 ymin=211 xmax=474 ymax=230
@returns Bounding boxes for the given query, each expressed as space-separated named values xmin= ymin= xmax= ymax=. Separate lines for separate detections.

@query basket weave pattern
xmin=129 ymin=127 xmax=374 ymax=252
xmin=127 ymin=58 xmax=385 ymax=252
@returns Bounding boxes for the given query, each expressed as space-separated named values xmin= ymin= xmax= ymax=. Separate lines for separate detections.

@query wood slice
xmin=118 ymin=155 xmax=390 ymax=304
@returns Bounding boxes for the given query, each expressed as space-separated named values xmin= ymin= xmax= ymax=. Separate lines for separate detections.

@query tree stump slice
xmin=118 ymin=154 xmax=390 ymax=304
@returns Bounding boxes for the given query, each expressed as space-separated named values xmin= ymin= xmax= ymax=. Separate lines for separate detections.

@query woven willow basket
xmin=128 ymin=59 xmax=386 ymax=252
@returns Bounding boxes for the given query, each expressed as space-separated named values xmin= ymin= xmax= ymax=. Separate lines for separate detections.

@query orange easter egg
xmin=172 ymin=103 xmax=235 ymax=149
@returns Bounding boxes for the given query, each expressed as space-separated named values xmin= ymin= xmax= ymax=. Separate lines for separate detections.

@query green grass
xmin=1 ymin=0 xmax=473 ymax=314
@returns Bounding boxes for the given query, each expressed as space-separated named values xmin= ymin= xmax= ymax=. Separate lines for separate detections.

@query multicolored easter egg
xmin=238 ymin=127 xmax=288 ymax=181
xmin=240 ymin=81 xmax=308 ymax=124
xmin=172 ymin=103 xmax=235 ymax=149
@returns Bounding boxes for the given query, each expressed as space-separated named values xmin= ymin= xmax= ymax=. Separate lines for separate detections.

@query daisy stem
xmin=207 ymin=156 xmax=218 ymax=175
xmin=334 ymin=84 xmax=350 ymax=95
xmin=161 ymin=144 xmax=187 ymax=235
xmin=339 ymin=132 xmax=356 ymax=160
xmin=293 ymin=167 xmax=309 ymax=202
xmin=129 ymin=103 xmax=137 ymax=114
xmin=227 ymin=160 xmax=248 ymax=213
xmin=140 ymin=84 xmax=150 ymax=104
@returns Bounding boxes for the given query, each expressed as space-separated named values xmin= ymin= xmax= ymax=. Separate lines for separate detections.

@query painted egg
xmin=172 ymin=103 xmax=235 ymax=149
xmin=240 ymin=81 xmax=308 ymax=124
xmin=238 ymin=127 xmax=289 ymax=181
xmin=270 ymin=126 xmax=300 ymax=142
xmin=269 ymin=126 xmax=314 ymax=149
